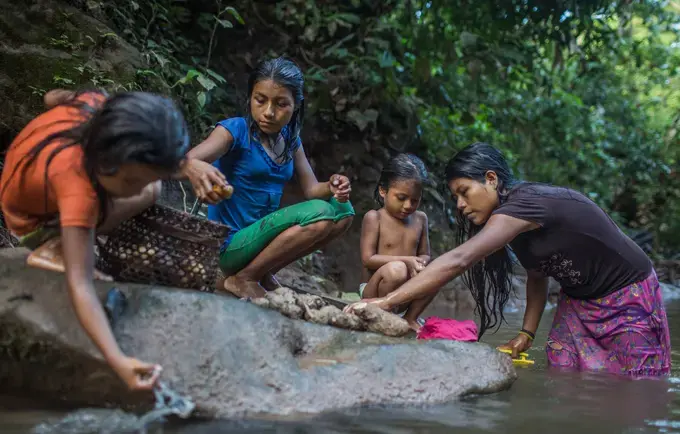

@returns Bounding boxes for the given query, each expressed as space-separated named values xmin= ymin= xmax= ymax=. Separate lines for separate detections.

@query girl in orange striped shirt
xmin=0 ymin=88 xmax=189 ymax=391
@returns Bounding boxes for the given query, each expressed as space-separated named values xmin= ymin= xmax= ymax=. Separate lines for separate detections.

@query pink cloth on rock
xmin=416 ymin=317 xmax=478 ymax=342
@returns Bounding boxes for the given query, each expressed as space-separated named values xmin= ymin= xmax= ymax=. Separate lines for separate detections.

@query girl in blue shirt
xmin=180 ymin=57 xmax=354 ymax=298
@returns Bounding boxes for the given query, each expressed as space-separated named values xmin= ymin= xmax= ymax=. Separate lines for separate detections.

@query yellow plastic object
xmin=497 ymin=347 xmax=535 ymax=366
xmin=212 ymin=184 xmax=234 ymax=200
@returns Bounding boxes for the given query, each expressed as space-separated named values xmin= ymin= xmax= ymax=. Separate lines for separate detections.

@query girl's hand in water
xmin=111 ymin=356 xmax=162 ymax=391
xmin=183 ymin=158 xmax=229 ymax=204
xmin=498 ymin=333 xmax=532 ymax=359
xmin=329 ymin=174 xmax=351 ymax=202
xmin=403 ymin=256 xmax=427 ymax=278
xmin=343 ymin=297 xmax=390 ymax=314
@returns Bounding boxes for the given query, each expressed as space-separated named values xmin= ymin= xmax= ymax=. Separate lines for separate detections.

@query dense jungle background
xmin=1 ymin=0 xmax=679 ymax=293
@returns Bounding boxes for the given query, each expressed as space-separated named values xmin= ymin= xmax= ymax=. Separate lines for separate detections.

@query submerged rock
xmin=31 ymin=409 xmax=144 ymax=434
xmin=0 ymin=248 xmax=516 ymax=419
xmin=660 ymin=282 xmax=680 ymax=302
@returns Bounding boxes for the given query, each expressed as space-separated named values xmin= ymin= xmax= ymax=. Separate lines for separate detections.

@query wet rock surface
xmin=31 ymin=409 xmax=145 ymax=434
xmin=0 ymin=248 xmax=516 ymax=420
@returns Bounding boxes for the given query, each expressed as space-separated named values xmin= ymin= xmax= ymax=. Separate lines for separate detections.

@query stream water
xmin=2 ymin=301 xmax=679 ymax=434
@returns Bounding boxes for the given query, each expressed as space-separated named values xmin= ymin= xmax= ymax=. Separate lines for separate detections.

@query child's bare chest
xmin=377 ymin=218 xmax=422 ymax=256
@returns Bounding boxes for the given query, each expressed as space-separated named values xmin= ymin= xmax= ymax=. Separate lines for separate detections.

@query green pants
xmin=219 ymin=198 xmax=354 ymax=274
xmin=18 ymin=220 xmax=60 ymax=250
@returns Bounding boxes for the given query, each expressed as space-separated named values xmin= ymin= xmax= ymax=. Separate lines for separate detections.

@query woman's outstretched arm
xmin=522 ymin=270 xmax=550 ymax=335
xmin=499 ymin=270 xmax=549 ymax=357
xmin=351 ymin=214 xmax=538 ymax=311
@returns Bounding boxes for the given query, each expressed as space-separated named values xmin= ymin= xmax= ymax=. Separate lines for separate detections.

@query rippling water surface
xmin=3 ymin=302 xmax=680 ymax=434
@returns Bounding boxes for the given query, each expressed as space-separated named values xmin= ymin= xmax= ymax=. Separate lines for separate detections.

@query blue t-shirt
xmin=207 ymin=117 xmax=301 ymax=249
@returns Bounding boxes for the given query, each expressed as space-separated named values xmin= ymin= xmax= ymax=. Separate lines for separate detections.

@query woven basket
xmin=96 ymin=205 xmax=231 ymax=292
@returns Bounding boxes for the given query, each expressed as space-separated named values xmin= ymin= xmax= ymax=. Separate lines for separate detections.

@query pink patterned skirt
xmin=546 ymin=271 xmax=671 ymax=376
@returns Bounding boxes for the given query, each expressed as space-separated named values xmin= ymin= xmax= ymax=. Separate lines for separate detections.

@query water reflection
xmin=2 ymin=303 xmax=679 ymax=433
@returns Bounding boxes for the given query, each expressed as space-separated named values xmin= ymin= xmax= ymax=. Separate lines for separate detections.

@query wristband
xmin=519 ymin=328 xmax=535 ymax=341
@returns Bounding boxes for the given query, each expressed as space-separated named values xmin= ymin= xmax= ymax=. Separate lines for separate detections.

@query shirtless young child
xmin=359 ymin=153 xmax=432 ymax=330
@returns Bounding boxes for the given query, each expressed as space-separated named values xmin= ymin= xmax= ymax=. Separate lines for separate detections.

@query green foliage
xmin=98 ymin=0 xmax=242 ymax=137
xmin=84 ymin=0 xmax=679 ymax=255
xmin=260 ymin=0 xmax=680 ymax=254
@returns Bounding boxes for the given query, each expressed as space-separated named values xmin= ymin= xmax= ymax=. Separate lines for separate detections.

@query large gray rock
xmin=0 ymin=248 xmax=516 ymax=419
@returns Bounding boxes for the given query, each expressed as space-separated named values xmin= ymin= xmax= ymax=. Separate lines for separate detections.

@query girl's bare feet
xmin=407 ymin=319 xmax=422 ymax=333
xmin=223 ymin=275 xmax=266 ymax=299
xmin=27 ymin=238 xmax=112 ymax=281
xmin=93 ymin=269 xmax=113 ymax=281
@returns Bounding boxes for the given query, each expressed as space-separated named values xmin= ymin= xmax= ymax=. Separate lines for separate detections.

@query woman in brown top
xmin=346 ymin=142 xmax=671 ymax=376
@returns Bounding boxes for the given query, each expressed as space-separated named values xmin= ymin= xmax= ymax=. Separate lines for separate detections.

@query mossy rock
xmin=0 ymin=0 xmax=144 ymax=143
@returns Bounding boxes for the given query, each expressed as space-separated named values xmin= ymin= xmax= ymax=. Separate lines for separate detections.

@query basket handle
xmin=190 ymin=199 xmax=202 ymax=216
xmin=140 ymin=217 xmax=222 ymax=248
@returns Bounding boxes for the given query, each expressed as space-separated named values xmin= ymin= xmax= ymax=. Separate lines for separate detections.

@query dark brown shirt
xmin=492 ymin=183 xmax=652 ymax=299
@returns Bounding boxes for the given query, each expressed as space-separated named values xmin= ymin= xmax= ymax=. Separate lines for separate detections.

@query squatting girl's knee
xmin=334 ymin=216 xmax=353 ymax=233
xmin=309 ymin=200 xmax=336 ymax=218
xmin=384 ymin=261 xmax=409 ymax=282
xmin=301 ymin=220 xmax=334 ymax=236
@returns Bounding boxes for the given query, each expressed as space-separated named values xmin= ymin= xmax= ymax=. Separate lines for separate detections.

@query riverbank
xmin=4 ymin=300 xmax=679 ymax=434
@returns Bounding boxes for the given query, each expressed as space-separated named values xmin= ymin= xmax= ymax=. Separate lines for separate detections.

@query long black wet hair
xmin=1 ymin=89 xmax=190 ymax=225
xmin=445 ymin=142 xmax=520 ymax=338
xmin=374 ymin=153 xmax=428 ymax=206
xmin=246 ymin=57 xmax=305 ymax=163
